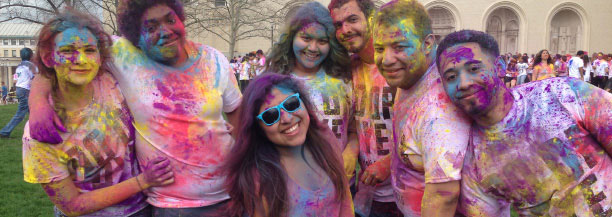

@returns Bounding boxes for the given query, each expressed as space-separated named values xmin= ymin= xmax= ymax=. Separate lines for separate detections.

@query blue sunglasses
xmin=257 ymin=93 xmax=302 ymax=126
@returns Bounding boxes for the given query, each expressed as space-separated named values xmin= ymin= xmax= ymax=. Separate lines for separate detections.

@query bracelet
xmin=135 ymin=176 xmax=144 ymax=191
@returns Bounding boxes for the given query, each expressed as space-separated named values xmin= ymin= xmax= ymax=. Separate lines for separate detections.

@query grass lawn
xmin=0 ymin=103 xmax=53 ymax=216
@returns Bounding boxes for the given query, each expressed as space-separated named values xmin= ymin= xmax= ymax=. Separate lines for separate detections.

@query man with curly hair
xmin=329 ymin=0 xmax=402 ymax=216
xmin=28 ymin=0 xmax=242 ymax=215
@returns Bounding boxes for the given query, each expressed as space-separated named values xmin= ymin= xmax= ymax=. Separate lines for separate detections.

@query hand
xmin=359 ymin=156 xmax=391 ymax=186
xmin=29 ymin=101 xmax=66 ymax=144
xmin=141 ymin=157 xmax=174 ymax=188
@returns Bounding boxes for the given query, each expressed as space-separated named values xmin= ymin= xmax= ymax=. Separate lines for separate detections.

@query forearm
xmin=47 ymin=175 xmax=147 ymax=216
xmin=342 ymin=132 xmax=360 ymax=180
xmin=339 ymin=184 xmax=355 ymax=217
xmin=29 ymin=75 xmax=52 ymax=108
xmin=421 ymin=181 xmax=460 ymax=217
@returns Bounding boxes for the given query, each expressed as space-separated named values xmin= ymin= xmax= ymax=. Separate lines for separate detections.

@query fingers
xmin=53 ymin=113 xmax=67 ymax=133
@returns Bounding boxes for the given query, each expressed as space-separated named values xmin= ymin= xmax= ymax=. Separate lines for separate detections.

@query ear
xmin=423 ymin=34 xmax=436 ymax=57
xmin=40 ymin=50 xmax=55 ymax=68
xmin=494 ymin=56 xmax=506 ymax=78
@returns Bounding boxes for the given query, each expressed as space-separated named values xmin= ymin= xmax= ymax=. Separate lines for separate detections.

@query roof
xmin=0 ymin=23 xmax=42 ymax=38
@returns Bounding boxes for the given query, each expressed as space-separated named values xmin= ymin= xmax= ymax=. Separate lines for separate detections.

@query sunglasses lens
xmin=283 ymin=96 xmax=301 ymax=112
xmin=261 ymin=108 xmax=280 ymax=125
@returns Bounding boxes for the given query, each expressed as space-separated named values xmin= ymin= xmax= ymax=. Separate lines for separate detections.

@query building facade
xmin=197 ymin=0 xmax=612 ymax=57
xmin=0 ymin=23 xmax=40 ymax=90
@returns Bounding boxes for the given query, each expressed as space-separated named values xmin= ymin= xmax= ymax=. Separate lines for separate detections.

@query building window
xmin=11 ymin=39 xmax=16 ymax=45
xmin=30 ymin=40 xmax=36 ymax=46
xmin=3 ymin=50 xmax=7 ymax=57
xmin=214 ymin=0 xmax=226 ymax=7
xmin=19 ymin=40 xmax=24 ymax=45
xmin=3 ymin=40 xmax=7 ymax=45
xmin=12 ymin=50 xmax=16 ymax=57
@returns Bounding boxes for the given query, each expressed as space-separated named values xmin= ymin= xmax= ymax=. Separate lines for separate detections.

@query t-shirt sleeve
xmin=570 ymin=80 xmax=612 ymax=153
xmin=420 ymin=102 xmax=470 ymax=183
xmin=459 ymin=167 xmax=511 ymax=216
xmin=215 ymin=49 xmax=242 ymax=113
xmin=578 ymin=59 xmax=584 ymax=68
xmin=22 ymin=122 xmax=70 ymax=184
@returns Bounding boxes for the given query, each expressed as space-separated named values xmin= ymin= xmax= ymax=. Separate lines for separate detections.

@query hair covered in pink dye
xmin=222 ymin=73 xmax=348 ymax=217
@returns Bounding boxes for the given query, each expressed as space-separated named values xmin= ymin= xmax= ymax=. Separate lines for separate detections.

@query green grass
xmin=0 ymin=103 xmax=53 ymax=216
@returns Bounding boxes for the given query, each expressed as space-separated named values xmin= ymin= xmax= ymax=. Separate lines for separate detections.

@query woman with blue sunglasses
xmin=223 ymin=73 xmax=353 ymax=217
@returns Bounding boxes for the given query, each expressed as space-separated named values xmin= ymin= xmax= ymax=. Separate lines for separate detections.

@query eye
xmin=374 ymin=47 xmax=384 ymax=53
xmin=59 ymin=48 xmax=73 ymax=54
xmin=445 ymin=74 xmax=457 ymax=81
xmin=334 ymin=22 xmax=342 ymax=28
xmin=471 ymin=66 xmax=480 ymax=72
xmin=301 ymin=36 xmax=312 ymax=42
xmin=168 ymin=18 xmax=176 ymax=24
xmin=394 ymin=45 xmax=407 ymax=52
xmin=318 ymin=39 xmax=329 ymax=45
xmin=349 ymin=17 xmax=358 ymax=23
xmin=145 ymin=25 xmax=156 ymax=33
xmin=85 ymin=47 xmax=97 ymax=53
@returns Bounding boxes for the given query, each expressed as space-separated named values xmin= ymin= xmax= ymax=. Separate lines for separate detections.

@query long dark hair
xmin=534 ymin=49 xmax=552 ymax=67
xmin=265 ymin=2 xmax=350 ymax=80
xmin=223 ymin=73 xmax=347 ymax=217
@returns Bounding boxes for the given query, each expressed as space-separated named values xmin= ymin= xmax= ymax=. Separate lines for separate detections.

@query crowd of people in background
xmin=230 ymin=50 xmax=266 ymax=91
xmin=501 ymin=50 xmax=612 ymax=92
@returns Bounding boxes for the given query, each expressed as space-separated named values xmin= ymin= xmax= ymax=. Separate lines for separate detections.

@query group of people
xmin=502 ymin=50 xmax=612 ymax=92
xmin=230 ymin=50 xmax=266 ymax=91
xmin=20 ymin=0 xmax=612 ymax=216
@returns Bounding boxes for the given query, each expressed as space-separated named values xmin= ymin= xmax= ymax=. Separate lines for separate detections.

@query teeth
xmin=283 ymin=123 xmax=299 ymax=134
xmin=304 ymin=53 xmax=319 ymax=58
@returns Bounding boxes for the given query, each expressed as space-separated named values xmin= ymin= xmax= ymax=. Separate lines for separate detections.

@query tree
xmin=0 ymin=0 xmax=119 ymax=35
xmin=183 ymin=0 xmax=292 ymax=59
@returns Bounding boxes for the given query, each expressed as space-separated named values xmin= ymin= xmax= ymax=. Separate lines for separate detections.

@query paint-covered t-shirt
xmin=292 ymin=69 xmax=353 ymax=150
xmin=391 ymin=65 xmax=470 ymax=216
xmin=22 ymin=73 xmax=147 ymax=216
xmin=351 ymin=57 xmax=395 ymax=202
xmin=111 ymin=37 xmax=242 ymax=208
xmin=286 ymin=175 xmax=347 ymax=217
xmin=460 ymin=77 xmax=612 ymax=217
xmin=594 ymin=60 xmax=609 ymax=77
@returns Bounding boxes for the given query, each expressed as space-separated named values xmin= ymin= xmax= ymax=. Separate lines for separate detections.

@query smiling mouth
xmin=282 ymin=122 xmax=300 ymax=134
xmin=302 ymin=52 xmax=320 ymax=61
xmin=161 ymin=38 xmax=178 ymax=47
xmin=457 ymin=90 xmax=481 ymax=100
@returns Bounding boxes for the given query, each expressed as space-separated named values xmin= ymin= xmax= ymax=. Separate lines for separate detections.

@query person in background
xmin=239 ymin=53 xmax=251 ymax=91
xmin=531 ymin=49 xmax=555 ymax=81
xmin=22 ymin=9 xmax=174 ymax=217
xmin=372 ymin=0 xmax=471 ymax=216
xmin=504 ymin=57 xmax=517 ymax=88
xmin=255 ymin=49 xmax=266 ymax=77
xmin=593 ymin=53 xmax=609 ymax=89
xmin=0 ymin=47 xmax=36 ymax=138
xmin=224 ymin=73 xmax=353 ymax=217
xmin=436 ymin=29 xmax=612 ymax=217
xmin=1 ymin=82 xmax=7 ymax=104
xmin=582 ymin=55 xmax=592 ymax=83
xmin=557 ymin=55 xmax=568 ymax=77
xmin=567 ymin=50 xmax=585 ymax=80
xmin=516 ymin=56 xmax=529 ymax=85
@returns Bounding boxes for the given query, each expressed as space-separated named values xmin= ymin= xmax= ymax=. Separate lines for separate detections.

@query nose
xmin=307 ymin=41 xmax=317 ymax=51
xmin=457 ymin=70 xmax=474 ymax=91
xmin=341 ymin=22 xmax=352 ymax=35
xmin=74 ymin=51 xmax=85 ymax=64
xmin=159 ymin=24 xmax=172 ymax=39
xmin=381 ymin=48 xmax=396 ymax=67
xmin=279 ymin=109 xmax=293 ymax=124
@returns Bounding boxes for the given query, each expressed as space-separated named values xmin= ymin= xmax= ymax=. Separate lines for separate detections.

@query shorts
xmin=504 ymin=76 xmax=516 ymax=83
xmin=152 ymin=199 xmax=230 ymax=217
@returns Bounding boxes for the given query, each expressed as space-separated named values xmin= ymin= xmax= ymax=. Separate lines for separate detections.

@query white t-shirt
xmin=583 ymin=62 xmax=592 ymax=82
xmin=111 ymin=37 xmax=242 ymax=208
xmin=568 ymin=56 xmax=584 ymax=78
xmin=594 ymin=60 xmax=609 ymax=77
xmin=15 ymin=60 xmax=36 ymax=90
xmin=517 ymin=62 xmax=529 ymax=76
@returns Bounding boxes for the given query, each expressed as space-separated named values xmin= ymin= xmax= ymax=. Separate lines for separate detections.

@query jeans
xmin=0 ymin=87 xmax=29 ymax=137
xmin=517 ymin=75 xmax=528 ymax=85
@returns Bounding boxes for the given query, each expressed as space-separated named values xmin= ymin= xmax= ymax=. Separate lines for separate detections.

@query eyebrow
xmin=465 ymin=60 xmax=482 ymax=65
xmin=144 ymin=11 xmax=173 ymax=24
